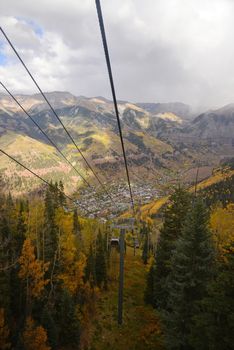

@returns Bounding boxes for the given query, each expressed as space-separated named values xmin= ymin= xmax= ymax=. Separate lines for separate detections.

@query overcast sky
xmin=0 ymin=0 xmax=234 ymax=108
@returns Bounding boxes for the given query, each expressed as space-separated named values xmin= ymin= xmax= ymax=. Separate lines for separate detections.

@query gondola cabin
xmin=110 ymin=237 xmax=119 ymax=247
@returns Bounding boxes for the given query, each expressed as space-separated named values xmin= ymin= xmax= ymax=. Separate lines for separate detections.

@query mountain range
xmin=0 ymin=91 xmax=233 ymax=201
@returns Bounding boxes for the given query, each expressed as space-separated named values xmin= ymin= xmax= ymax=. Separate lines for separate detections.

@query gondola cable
xmin=0 ymin=26 xmax=116 ymax=207
xmin=0 ymin=81 xmax=93 ymax=189
xmin=95 ymin=0 xmax=135 ymax=214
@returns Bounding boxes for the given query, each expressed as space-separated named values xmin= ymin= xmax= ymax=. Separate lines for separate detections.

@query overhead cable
xmin=95 ymin=0 xmax=135 ymax=213
xmin=0 ymin=81 xmax=92 ymax=189
xmin=0 ymin=26 xmax=115 ymax=206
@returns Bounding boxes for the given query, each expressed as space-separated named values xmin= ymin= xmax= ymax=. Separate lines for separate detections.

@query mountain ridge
xmin=1 ymin=91 xmax=234 ymax=215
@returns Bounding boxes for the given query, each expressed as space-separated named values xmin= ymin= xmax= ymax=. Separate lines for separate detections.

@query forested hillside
xmin=134 ymin=163 xmax=234 ymax=221
xmin=145 ymin=187 xmax=234 ymax=349
xmin=1 ymin=171 xmax=233 ymax=349
xmin=0 ymin=181 xmax=110 ymax=349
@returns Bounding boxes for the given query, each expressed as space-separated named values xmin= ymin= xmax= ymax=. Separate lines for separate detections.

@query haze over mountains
xmin=0 ymin=91 xmax=234 ymax=206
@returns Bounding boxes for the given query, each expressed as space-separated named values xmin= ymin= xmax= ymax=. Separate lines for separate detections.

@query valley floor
xmin=89 ymin=247 xmax=163 ymax=350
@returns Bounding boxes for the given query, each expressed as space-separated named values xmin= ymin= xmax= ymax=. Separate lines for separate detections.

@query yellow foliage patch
xmin=58 ymin=254 xmax=86 ymax=295
xmin=193 ymin=169 xmax=234 ymax=192
xmin=23 ymin=317 xmax=51 ymax=350
xmin=19 ymin=238 xmax=49 ymax=299
xmin=210 ymin=203 xmax=234 ymax=254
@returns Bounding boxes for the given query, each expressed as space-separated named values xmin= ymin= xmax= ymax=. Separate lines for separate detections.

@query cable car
xmin=110 ymin=238 xmax=119 ymax=247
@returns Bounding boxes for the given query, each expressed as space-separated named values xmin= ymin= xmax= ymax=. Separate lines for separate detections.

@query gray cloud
xmin=0 ymin=0 xmax=234 ymax=108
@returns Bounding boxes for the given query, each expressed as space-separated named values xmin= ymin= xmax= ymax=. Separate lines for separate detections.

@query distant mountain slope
xmin=137 ymin=102 xmax=192 ymax=119
xmin=132 ymin=165 xmax=234 ymax=221
xmin=1 ymin=91 xmax=234 ymax=199
xmin=0 ymin=91 xmax=79 ymax=114
xmin=0 ymin=92 xmax=178 ymax=185
xmin=185 ymin=104 xmax=234 ymax=138
xmin=0 ymin=131 xmax=83 ymax=195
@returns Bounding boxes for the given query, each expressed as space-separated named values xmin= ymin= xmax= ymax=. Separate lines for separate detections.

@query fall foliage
xmin=210 ymin=203 xmax=234 ymax=253
xmin=19 ymin=238 xmax=49 ymax=300
xmin=0 ymin=182 xmax=106 ymax=349
xmin=23 ymin=317 xmax=51 ymax=350
xmin=1 ymin=171 xmax=234 ymax=349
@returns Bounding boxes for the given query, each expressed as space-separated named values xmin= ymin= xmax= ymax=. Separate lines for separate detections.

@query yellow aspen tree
xmin=59 ymin=230 xmax=86 ymax=295
xmin=27 ymin=201 xmax=44 ymax=259
xmin=18 ymin=238 xmax=49 ymax=307
xmin=59 ymin=255 xmax=86 ymax=295
xmin=55 ymin=208 xmax=86 ymax=295
xmin=210 ymin=203 xmax=234 ymax=253
xmin=55 ymin=208 xmax=73 ymax=260
xmin=81 ymin=218 xmax=97 ymax=250
xmin=0 ymin=308 xmax=11 ymax=350
xmin=23 ymin=317 xmax=51 ymax=350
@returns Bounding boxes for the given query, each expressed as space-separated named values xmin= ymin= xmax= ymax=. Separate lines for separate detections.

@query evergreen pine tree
xmin=73 ymin=208 xmax=81 ymax=239
xmin=41 ymin=307 xmax=58 ymax=349
xmin=191 ymin=242 xmax=234 ymax=350
xmin=0 ymin=308 xmax=11 ymax=350
xmin=15 ymin=201 xmax=26 ymax=256
xmin=9 ymin=266 xmax=26 ymax=347
xmin=58 ymin=181 xmax=66 ymax=208
xmin=163 ymin=199 xmax=214 ymax=350
xmin=140 ymin=221 xmax=148 ymax=237
xmin=44 ymin=186 xmax=58 ymax=263
xmin=6 ymin=192 xmax=15 ymax=232
xmin=0 ymin=252 xmax=10 ymax=315
xmin=104 ymin=230 xmax=110 ymax=268
xmin=56 ymin=289 xmax=80 ymax=347
xmin=52 ymin=182 xmax=59 ymax=209
xmin=148 ymin=188 xmax=191 ymax=309
xmin=144 ymin=263 xmax=155 ymax=304
xmin=95 ymin=230 xmax=107 ymax=288
xmin=142 ymin=231 xmax=149 ymax=264
xmin=4 ymin=193 xmax=17 ymax=260
xmin=84 ymin=244 xmax=96 ymax=286
xmin=0 ymin=196 xmax=11 ymax=313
